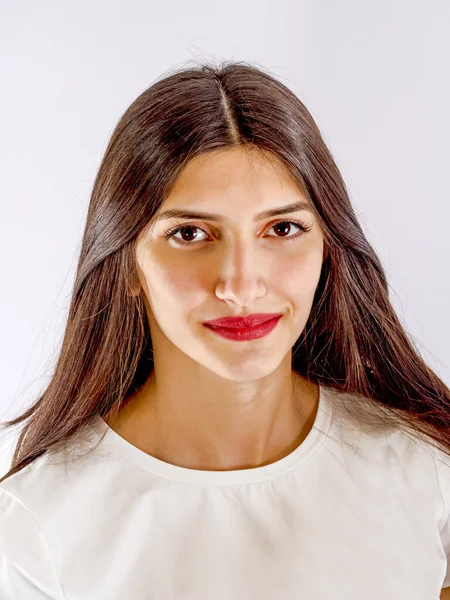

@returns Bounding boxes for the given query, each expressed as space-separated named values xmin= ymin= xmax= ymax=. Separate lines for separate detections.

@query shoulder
xmin=0 ymin=421 xmax=113 ymax=528
xmin=326 ymin=388 xmax=447 ymax=488
xmin=427 ymin=442 xmax=450 ymax=529
xmin=0 ymin=486 xmax=67 ymax=599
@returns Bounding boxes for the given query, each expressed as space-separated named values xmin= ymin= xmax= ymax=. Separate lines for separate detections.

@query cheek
xmin=151 ymin=261 xmax=205 ymax=301
xmin=168 ymin=268 xmax=203 ymax=295
xmin=141 ymin=237 xmax=324 ymax=305
xmin=272 ymin=247 xmax=323 ymax=298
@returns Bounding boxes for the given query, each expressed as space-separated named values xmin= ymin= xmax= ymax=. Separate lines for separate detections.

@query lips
xmin=203 ymin=313 xmax=283 ymax=329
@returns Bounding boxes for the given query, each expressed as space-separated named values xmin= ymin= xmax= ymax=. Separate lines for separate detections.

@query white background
xmin=1 ymin=0 xmax=449 ymax=474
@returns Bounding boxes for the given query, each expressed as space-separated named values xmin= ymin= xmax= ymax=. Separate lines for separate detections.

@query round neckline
xmin=89 ymin=383 xmax=334 ymax=486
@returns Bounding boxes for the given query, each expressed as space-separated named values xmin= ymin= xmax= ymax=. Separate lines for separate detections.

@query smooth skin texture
xmin=107 ymin=146 xmax=326 ymax=471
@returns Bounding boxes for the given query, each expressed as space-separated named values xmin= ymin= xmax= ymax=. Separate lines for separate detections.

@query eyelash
xmin=162 ymin=219 xmax=313 ymax=247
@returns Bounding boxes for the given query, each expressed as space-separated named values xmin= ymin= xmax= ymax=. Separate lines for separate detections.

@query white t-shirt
xmin=1 ymin=384 xmax=450 ymax=599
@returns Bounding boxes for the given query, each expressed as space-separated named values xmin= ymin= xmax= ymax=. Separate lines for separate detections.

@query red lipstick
xmin=203 ymin=313 xmax=283 ymax=341
xmin=204 ymin=313 xmax=283 ymax=328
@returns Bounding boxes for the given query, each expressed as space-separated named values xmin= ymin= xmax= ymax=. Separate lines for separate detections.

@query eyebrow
xmin=154 ymin=200 xmax=312 ymax=222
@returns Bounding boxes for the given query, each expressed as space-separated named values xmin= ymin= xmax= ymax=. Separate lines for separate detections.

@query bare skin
xmin=107 ymin=371 xmax=320 ymax=471
xmin=106 ymin=146 xmax=326 ymax=471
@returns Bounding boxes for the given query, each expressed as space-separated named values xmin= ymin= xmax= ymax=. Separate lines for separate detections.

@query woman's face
xmin=134 ymin=146 xmax=325 ymax=381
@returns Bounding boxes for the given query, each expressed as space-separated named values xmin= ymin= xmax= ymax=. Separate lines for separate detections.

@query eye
xmin=266 ymin=220 xmax=313 ymax=240
xmin=162 ymin=219 xmax=313 ymax=247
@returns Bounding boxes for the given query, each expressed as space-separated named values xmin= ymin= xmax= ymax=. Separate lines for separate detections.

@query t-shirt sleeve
xmin=0 ymin=488 xmax=66 ymax=599
xmin=434 ymin=449 xmax=450 ymax=589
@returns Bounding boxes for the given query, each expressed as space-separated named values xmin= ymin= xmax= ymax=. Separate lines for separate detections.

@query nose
xmin=214 ymin=240 xmax=267 ymax=307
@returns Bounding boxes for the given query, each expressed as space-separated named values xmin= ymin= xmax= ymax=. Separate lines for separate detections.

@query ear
xmin=126 ymin=274 xmax=142 ymax=297
xmin=126 ymin=285 xmax=141 ymax=297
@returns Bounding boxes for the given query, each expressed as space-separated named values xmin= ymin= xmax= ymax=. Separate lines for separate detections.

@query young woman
xmin=1 ymin=60 xmax=449 ymax=599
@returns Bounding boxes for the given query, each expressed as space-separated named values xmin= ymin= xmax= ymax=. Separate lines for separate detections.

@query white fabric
xmin=1 ymin=384 xmax=450 ymax=599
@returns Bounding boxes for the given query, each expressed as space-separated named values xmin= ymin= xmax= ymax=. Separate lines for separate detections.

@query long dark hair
xmin=1 ymin=59 xmax=449 ymax=485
